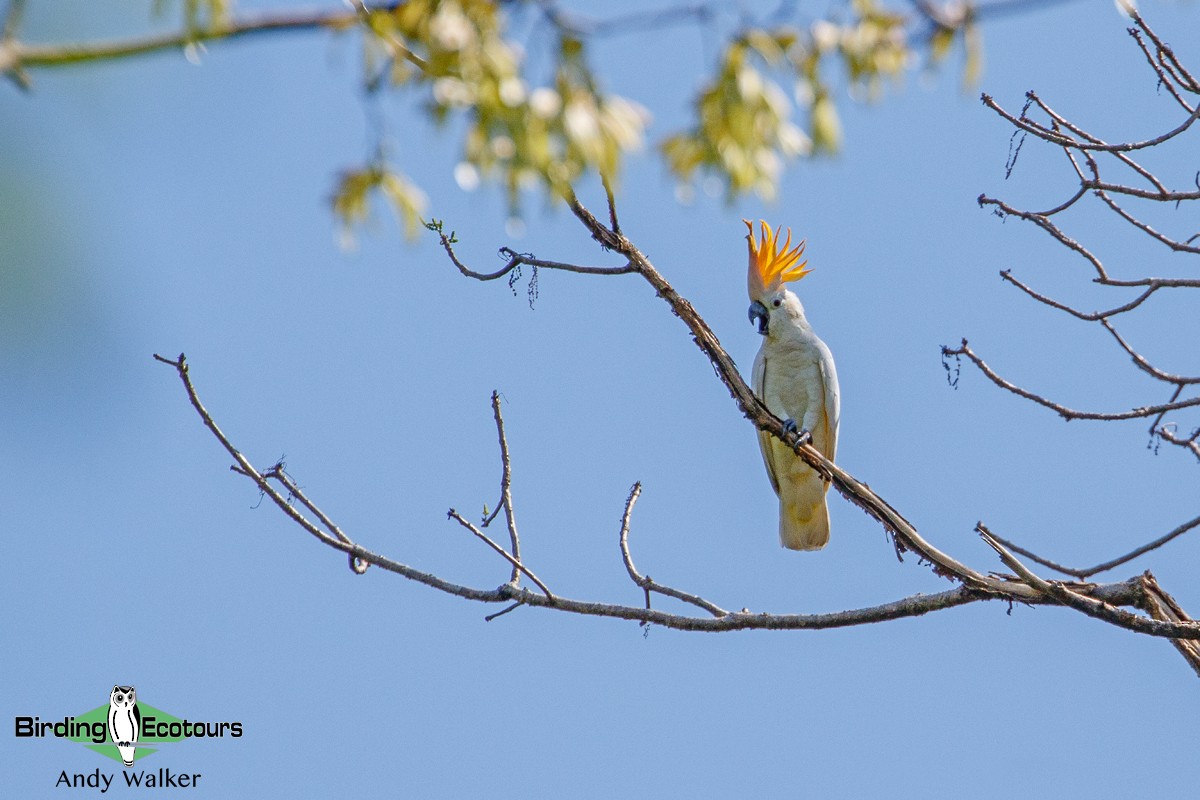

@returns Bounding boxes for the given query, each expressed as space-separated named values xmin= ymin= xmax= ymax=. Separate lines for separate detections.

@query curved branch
xmin=999 ymin=270 xmax=1200 ymax=321
xmin=447 ymin=509 xmax=553 ymax=600
xmin=153 ymin=349 xmax=1200 ymax=641
xmin=159 ymin=176 xmax=1200 ymax=670
xmin=434 ymin=229 xmax=636 ymax=281
xmin=541 ymin=1 xmax=716 ymax=39
xmin=982 ymin=532 xmax=1200 ymax=641
xmin=1085 ymin=179 xmax=1200 ymax=202
xmin=1093 ymin=187 xmax=1200 ymax=254
xmin=1129 ymin=27 xmax=1196 ymax=113
xmin=981 ymin=91 xmax=1200 ymax=153
xmin=486 ymin=390 xmax=522 ymax=586
xmin=978 ymin=195 xmax=1109 ymax=281
xmin=0 ymin=4 xmax=378 ymax=74
xmin=1131 ymin=12 xmax=1200 ymax=94
xmin=617 ymin=482 xmax=728 ymax=617
xmin=1137 ymin=574 xmax=1200 ymax=678
xmin=1158 ymin=425 xmax=1200 ymax=463
xmin=1099 ymin=319 xmax=1200 ymax=386
xmin=980 ymin=514 xmax=1200 ymax=580
xmin=152 ymin=352 xmax=369 ymax=574
xmin=997 ymin=268 xmax=1165 ymax=321
xmin=557 ymin=191 xmax=1028 ymax=595
xmin=941 ymin=340 xmax=1200 ymax=421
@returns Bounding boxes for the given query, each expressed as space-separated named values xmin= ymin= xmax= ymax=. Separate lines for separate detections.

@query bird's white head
xmin=744 ymin=219 xmax=812 ymax=337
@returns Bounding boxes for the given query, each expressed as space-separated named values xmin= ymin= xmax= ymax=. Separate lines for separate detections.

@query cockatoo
xmin=745 ymin=219 xmax=840 ymax=550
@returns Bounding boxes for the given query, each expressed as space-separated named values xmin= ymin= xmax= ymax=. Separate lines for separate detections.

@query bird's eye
xmin=771 ymin=298 xmax=782 ymax=308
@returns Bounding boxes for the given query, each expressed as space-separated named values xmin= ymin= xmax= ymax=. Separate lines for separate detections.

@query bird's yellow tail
xmin=779 ymin=477 xmax=830 ymax=551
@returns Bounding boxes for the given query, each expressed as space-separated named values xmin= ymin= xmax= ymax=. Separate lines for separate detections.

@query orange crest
xmin=744 ymin=219 xmax=810 ymax=300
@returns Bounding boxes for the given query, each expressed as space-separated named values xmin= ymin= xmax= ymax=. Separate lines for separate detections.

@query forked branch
xmin=155 ymin=347 xmax=1200 ymax=646
xmin=946 ymin=12 xmax=1199 ymax=631
xmin=154 ymin=11 xmax=1200 ymax=675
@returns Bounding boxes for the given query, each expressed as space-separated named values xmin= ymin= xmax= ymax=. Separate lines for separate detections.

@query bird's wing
xmin=752 ymin=349 xmax=782 ymax=495
xmin=817 ymin=342 xmax=840 ymax=463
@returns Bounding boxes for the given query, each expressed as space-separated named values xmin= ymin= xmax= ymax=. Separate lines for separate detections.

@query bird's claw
xmin=782 ymin=419 xmax=811 ymax=446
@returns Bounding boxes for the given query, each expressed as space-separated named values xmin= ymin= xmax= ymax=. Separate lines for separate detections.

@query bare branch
xmin=1158 ymin=425 xmax=1200 ymax=463
xmin=1137 ymin=574 xmax=1200 ymax=678
xmin=1129 ymin=27 xmax=1195 ymax=112
xmin=997 ymin=269 xmax=1198 ymax=321
xmin=266 ymin=463 xmax=369 ymax=575
xmin=981 ymin=91 xmax=1200 ymax=152
xmin=484 ymin=602 xmax=522 ymax=622
xmin=1085 ymin=179 xmax=1200 ymax=202
xmin=978 ymin=195 xmax=1109 ymax=281
xmin=981 ymin=531 xmax=1200 ymax=641
xmin=1132 ymin=13 xmax=1200 ymax=94
xmin=617 ymin=482 xmax=728 ymax=618
xmin=3 ymin=4 xmax=374 ymax=73
xmin=1092 ymin=188 xmax=1200 ymax=254
xmin=434 ymin=228 xmax=636 ymax=281
xmin=447 ymin=508 xmax=554 ymax=600
xmin=161 ymin=188 xmax=1200 ymax=655
xmin=158 ymin=349 xmax=1034 ymax=630
xmin=942 ymin=340 xmax=1200 ymax=421
xmin=979 ymin=516 xmax=1200 ymax=580
xmin=601 ymin=173 xmax=621 ymax=236
xmin=1099 ymin=319 xmax=1200 ymax=386
xmin=553 ymin=189 xmax=1031 ymax=595
xmin=486 ymin=390 xmax=521 ymax=586
xmin=539 ymin=1 xmax=715 ymax=39
xmin=152 ymin=353 xmax=369 ymax=573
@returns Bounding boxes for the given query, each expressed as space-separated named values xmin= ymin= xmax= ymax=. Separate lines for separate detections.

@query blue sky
xmin=3 ymin=1 xmax=1198 ymax=797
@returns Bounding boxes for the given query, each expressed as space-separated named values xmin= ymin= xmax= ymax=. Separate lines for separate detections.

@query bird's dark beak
xmin=748 ymin=301 xmax=768 ymax=335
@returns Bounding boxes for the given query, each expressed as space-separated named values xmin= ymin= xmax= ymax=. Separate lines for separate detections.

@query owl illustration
xmin=108 ymin=685 xmax=140 ymax=767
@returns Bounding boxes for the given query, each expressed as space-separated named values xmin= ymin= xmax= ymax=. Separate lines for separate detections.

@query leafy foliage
xmin=136 ymin=0 xmax=987 ymax=237
xmin=361 ymin=0 xmax=647 ymax=226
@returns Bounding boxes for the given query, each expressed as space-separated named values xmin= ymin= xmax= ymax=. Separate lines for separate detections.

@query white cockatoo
xmin=745 ymin=220 xmax=840 ymax=550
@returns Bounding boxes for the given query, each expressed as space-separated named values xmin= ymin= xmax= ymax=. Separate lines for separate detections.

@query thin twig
xmin=489 ymin=390 xmax=521 ymax=586
xmin=447 ymin=508 xmax=554 ymax=600
xmin=6 ymin=4 xmax=387 ymax=71
xmin=436 ymin=233 xmax=636 ymax=281
xmin=348 ymin=0 xmax=429 ymax=72
xmin=484 ymin=602 xmax=522 ymax=622
xmin=1084 ymin=179 xmax=1200 ymax=202
xmin=978 ymin=194 xmax=1109 ymax=281
xmin=617 ymin=482 xmax=727 ymax=618
xmin=152 ymin=353 xmax=368 ymax=571
xmin=979 ymin=517 xmax=1200 ymax=580
xmin=1093 ymin=188 xmax=1200 ymax=254
xmin=1133 ymin=13 xmax=1199 ymax=93
xmin=602 ymin=173 xmax=621 ymax=235
xmin=942 ymin=340 xmax=1200 ymax=421
xmin=981 ymin=91 xmax=1200 ymax=152
xmin=982 ymin=532 xmax=1200 ymax=640
xmin=155 ymin=354 xmax=1036 ymax=630
xmin=1158 ymin=425 xmax=1200 ymax=462
xmin=1129 ymin=27 xmax=1195 ymax=112
xmin=1099 ymin=319 xmax=1200 ymax=385
xmin=267 ymin=462 xmax=369 ymax=574
xmin=540 ymin=1 xmax=715 ymax=38
xmin=998 ymin=268 xmax=1173 ymax=321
